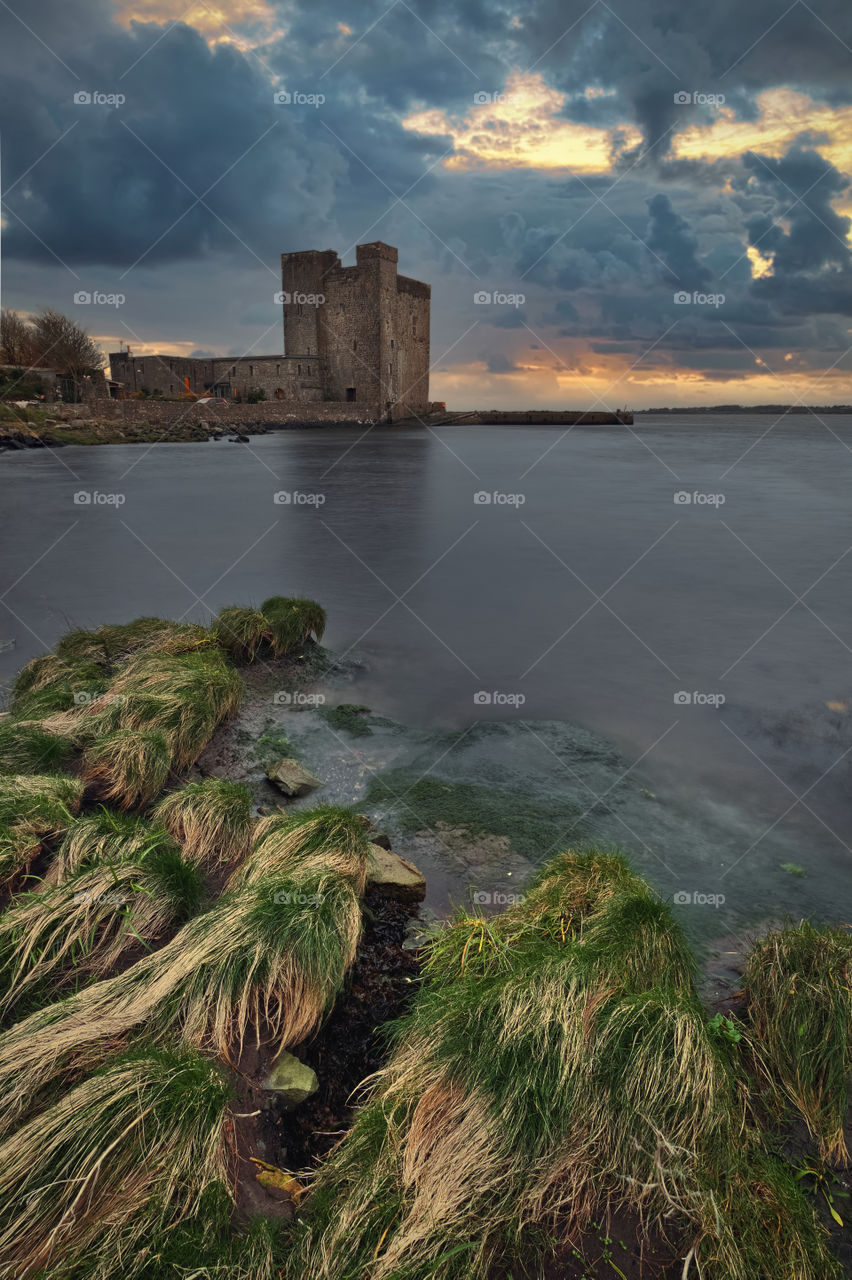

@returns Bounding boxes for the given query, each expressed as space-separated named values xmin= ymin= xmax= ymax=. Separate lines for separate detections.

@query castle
xmin=108 ymin=242 xmax=431 ymax=419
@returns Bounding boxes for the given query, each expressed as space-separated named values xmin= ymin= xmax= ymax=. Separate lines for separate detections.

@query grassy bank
xmin=0 ymin=611 xmax=850 ymax=1278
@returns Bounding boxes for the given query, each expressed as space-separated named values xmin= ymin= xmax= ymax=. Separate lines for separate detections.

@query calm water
xmin=2 ymin=415 xmax=851 ymax=934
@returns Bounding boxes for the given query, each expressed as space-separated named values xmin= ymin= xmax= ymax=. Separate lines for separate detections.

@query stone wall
xmin=56 ymin=400 xmax=384 ymax=427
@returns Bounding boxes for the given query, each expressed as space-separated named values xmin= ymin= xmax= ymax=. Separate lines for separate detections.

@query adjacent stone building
xmin=108 ymin=242 xmax=430 ymax=419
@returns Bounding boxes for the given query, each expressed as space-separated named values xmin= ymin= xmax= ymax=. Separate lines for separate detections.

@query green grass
xmin=0 ymin=718 xmax=75 ymax=773
xmin=11 ymin=656 xmax=111 ymax=719
xmin=365 ymin=770 xmax=588 ymax=862
xmin=212 ymin=597 xmax=327 ymax=663
xmin=152 ymin=778 xmax=254 ymax=868
xmin=0 ymin=773 xmax=83 ymax=847
xmin=0 ymin=1044 xmax=233 ymax=1280
xmin=213 ymin=606 xmax=269 ymax=662
xmin=744 ymin=920 xmax=852 ymax=1164
xmin=261 ymin=596 xmax=327 ymax=653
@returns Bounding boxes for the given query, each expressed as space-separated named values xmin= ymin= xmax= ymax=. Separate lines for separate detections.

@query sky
xmin=1 ymin=0 xmax=851 ymax=409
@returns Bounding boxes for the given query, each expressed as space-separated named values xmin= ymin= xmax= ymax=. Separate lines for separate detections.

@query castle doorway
xmin=346 ymin=387 xmax=356 ymax=402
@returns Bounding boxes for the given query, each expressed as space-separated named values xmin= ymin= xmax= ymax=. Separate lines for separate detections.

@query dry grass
xmin=0 ymin=1044 xmax=234 ymax=1280
xmin=152 ymin=778 xmax=254 ymax=868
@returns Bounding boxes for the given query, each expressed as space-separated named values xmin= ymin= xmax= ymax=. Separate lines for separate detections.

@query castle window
xmin=297 ymin=303 xmax=303 ymax=316
xmin=298 ymin=364 xmax=301 ymax=375
xmin=276 ymin=364 xmax=280 ymax=374
xmin=412 ymin=316 xmax=416 ymax=334
xmin=169 ymin=384 xmax=174 ymax=394
xmin=353 ymin=340 xmax=357 ymax=352
xmin=249 ymin=365 xmax=254 ymax=375
xmin=391 ymin=339 xmax=394 ymax=349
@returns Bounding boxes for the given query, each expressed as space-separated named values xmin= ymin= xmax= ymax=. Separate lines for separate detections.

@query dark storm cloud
xmin=0 ymin=0 xmax=850 ymax=389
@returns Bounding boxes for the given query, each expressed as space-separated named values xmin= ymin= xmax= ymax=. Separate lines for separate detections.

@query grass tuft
xmin=744 ymin=920 xmax=852 ymax=1164
xmin=233 ymin=805 xmax=371 ymax=894
xmin=82 ymin=728 xmax=172 ymax=809
xmin=152 ymin=778 xmax=254 ymax=868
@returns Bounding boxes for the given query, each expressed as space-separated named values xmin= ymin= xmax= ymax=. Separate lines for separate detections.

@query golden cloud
xmin=115 ymin=0 xmax=281 ymax=49
xmin=402 ymin=72 xmax=642 ymax=173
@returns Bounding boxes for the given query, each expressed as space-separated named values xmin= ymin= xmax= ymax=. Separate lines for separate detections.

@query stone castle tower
xmin=108 ymin=242 xmax=431 ymax=420
xmin=281 ymin=242 xmax=431 ymax=414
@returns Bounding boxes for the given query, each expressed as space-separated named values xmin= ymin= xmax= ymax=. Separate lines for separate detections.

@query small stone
xmin=262 ymin=1051 xmax=319 ymax=1108
xmin=366 ymin=843 xmax=426 ymax=902
xmin=266 ymin=758 xmax=323 ymax=796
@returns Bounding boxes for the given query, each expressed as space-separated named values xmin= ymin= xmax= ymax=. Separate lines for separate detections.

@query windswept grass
xmin=11 ymin=655 xmax=111 ymax=719
xmin=0 ymin=836 xmax=203 ymax=1015
xmin=152 ymin=779 xmax=254 ymax=868
xmin=0 ymin=718 xmax=75 ymax=774
xmin=100 ymin=649 xmax=244 ymax=766
xmin=0 ymin=1044 xmax=234 ymax=1280
xmin=95 ymin=617 xmax=214 ymax=660
xmin=286 ymin=850 xmax=839 ymax=1280
xmin=744 ymin=920 xmax=852 ymax=1164
xmin=82 ymin=728 xmax=173 ymax=809
xmin=0 ymin=864 xmax=362 ymax=1134
xmin=48 ymin=807 xmax=173 ymax=882
xmin=232 ymin=806 xmax=371 ymax=894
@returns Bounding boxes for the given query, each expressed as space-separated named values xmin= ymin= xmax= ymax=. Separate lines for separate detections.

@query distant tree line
xmin=0 ymin=308 xmax=105 ymax=401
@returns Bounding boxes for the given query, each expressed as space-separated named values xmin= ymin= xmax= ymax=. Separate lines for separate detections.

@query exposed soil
xmin=226 ymin=885 xmax=421 ymax=1224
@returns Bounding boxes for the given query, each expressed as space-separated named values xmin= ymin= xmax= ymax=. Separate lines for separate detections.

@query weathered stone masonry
xmin=108 ymin=242 xmax=431 ymax=421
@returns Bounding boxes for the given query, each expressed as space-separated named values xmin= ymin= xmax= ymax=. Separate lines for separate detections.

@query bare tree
xmin=0 ymin=309 xmax=37 ymax=367
xmin=30 ymin=308 xmax=106 ymax=401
